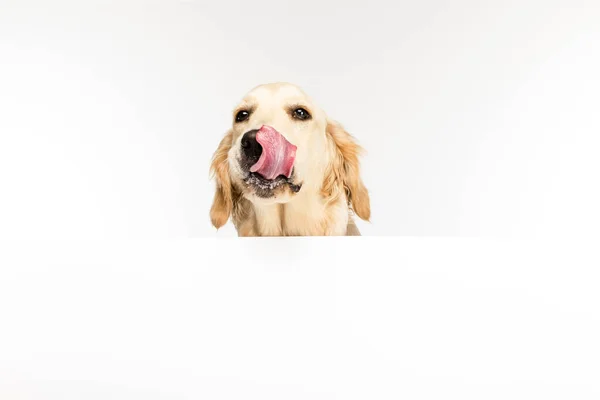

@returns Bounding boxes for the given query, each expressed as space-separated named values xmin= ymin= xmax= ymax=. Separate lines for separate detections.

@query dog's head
xmin=210 ymin=82 xmax=370 ymax=229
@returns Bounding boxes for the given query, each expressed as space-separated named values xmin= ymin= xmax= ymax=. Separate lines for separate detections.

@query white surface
xmin=1 ymin=1 xmax=599 ymax=239
xmin=1 ymin=238 xmax=599 ymax=399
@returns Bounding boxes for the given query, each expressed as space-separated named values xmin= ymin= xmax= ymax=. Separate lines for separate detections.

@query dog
xmin=209 ymin=82 xmax=370 ymax=236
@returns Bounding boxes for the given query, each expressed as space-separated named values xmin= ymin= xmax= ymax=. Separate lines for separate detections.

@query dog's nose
xmin=241 ymin=129 xmax=262 ymax=160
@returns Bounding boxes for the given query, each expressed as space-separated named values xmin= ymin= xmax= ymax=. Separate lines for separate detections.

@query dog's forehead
xmin=242 ymin=83 xmax=311 ymax=106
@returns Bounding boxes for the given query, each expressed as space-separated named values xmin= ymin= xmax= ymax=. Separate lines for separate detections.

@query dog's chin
xmin=240 ymin=171 xmax=302 ymax=202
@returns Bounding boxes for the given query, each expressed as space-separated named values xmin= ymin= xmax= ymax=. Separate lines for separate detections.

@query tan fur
xmin=209 ymin=83 xmax=370 ymax=236
xmin=209 ymin=130 xmax=233 ymax=229
xmin=322 ymin=120 xmax=371 ymax=222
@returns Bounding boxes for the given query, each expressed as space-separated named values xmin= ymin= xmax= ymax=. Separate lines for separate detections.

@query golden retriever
xmin=209 ymin=82 xmax=370 ymax=236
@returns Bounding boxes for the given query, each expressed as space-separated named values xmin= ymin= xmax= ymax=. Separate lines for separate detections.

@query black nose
xmin=241 ymin=129 xmax=263 ymax=161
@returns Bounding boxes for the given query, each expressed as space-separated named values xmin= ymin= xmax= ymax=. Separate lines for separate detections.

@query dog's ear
xmin=323 ymin=120 xmax=371 ymax=221
xmin=209 ymin=130 xmax=234 ymax=229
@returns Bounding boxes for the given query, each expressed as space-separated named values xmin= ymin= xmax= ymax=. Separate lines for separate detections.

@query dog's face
xmin=210 ymin=82 xmax=370 ymax=231
xmin=227 ymin=83 xmax=330 ymax=203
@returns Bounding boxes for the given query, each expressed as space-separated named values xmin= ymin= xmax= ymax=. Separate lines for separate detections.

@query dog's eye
xmin=235 ymin=110 xmax=250 ymax=123
xmin=292 ymin=108 xmax=311 ymax=120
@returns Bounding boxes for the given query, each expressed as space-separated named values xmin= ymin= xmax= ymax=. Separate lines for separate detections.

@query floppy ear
xmin=209 ymin=130 xmax=234 ymax=229
xmin=323 ymin=120 xmax=371 ymax=221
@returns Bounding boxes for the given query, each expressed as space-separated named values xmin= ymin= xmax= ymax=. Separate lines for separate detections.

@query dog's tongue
xmin=250 ymin=125 xmax=297 ymax=180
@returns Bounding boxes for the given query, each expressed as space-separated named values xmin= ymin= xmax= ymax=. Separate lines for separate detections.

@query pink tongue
xmin=250 ymin=125 xmax=297 ymax=180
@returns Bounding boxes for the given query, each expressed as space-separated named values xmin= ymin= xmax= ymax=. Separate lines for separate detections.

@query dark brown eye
xmin=293 ymin=108 xmax=311 ymax=120
xmin=235 ymin=110 xmax=250 ymax=123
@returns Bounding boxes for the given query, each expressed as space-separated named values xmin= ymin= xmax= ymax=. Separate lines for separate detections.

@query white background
xmin=1 ymin=1 xmax=600 ymax=399
xmin=1 ymin=0 xmax=599 ymax=239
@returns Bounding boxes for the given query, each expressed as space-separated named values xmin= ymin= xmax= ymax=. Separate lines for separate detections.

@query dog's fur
xmin=209 ymin=82 xmax=370 ymax=236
